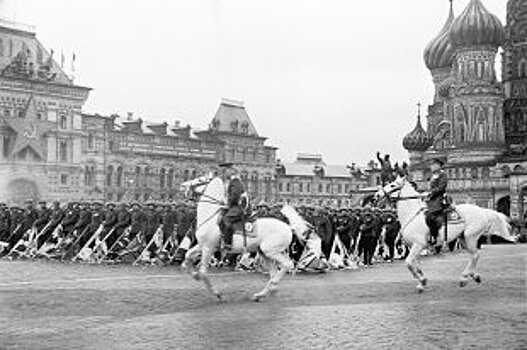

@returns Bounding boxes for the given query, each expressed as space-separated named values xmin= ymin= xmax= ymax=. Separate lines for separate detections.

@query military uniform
xmin=37 ymin=202 xmax=64 ymax=249
xmin=425 ymin=167 xmax=448 ymax=243
xmin=0 ymin=204 xmax=11 ymax=242
xmin=107 ymin=204 xmax=132 ymax=249
xmin=359 ymin=208 xmax=377 ymax=266
xmin=222 ymin=175 xmax=247 ymax=248
xmin=381 ymin=210 xmax=400 ymax=261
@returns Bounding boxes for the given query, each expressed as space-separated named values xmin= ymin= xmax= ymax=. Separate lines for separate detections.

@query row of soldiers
xmin=252 ymin=203 xmax=403 ymax=267
xmin=0 ymin=198 xmax=405 ymax=268
xmin=0 ymin=199 xmax=197 ymax=263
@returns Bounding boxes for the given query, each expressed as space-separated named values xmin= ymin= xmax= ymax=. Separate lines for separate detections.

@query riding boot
xmin=223 ymin=225 xmax=233 ymax=251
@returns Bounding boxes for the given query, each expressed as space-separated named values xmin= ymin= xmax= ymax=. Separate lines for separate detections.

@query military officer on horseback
xmin=219 ymin=162 xmax=249 ymax=250
xmin=425 ymin=158 xmax=448 ymax=246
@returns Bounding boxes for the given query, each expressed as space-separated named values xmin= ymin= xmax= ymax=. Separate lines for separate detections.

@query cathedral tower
xmin=448 ymin=0 xmax=506 ymax=163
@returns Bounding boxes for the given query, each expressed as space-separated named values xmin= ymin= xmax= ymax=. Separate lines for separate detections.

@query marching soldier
xmin=61 ymin=202 xmax=80 ymax=238
xmin=33 ymin=201 xmax=51 ymax=235
xmin=381 ymin=209 xmax=400 ymax=262
xmin=100 ymin=202 xmax=118 ymax=241
xmin=0 ymin=203 xmax=11 ymax=242
xmin=359 ymin=207 xmax=377 ymax=266
xmin=37 ymin=201 xmax=63 ymax=249
xmin=107 ymin=203 xmax=131 ymax=249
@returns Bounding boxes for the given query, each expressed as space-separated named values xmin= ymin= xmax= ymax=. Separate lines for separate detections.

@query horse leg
xmin=183 ymin=244 xmax=202 ymax=280
xmin=406 ymin=243 xmax=426 ymax=293
xmin=460 ymin=234 xmax=481 ymax=287
xmin=252 ymin=250 xmax=293 ymax=302
xmin=198 ymin=247 xmax=222 ymax=300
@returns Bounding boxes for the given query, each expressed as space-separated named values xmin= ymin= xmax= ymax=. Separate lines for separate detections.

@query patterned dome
xmin=450 ymin=0 xmax=505 ymax=48
xmin=424 ymin=2 xmax=455 ymax=70
xmin=403 ymin=115 xmax=433 ymax=152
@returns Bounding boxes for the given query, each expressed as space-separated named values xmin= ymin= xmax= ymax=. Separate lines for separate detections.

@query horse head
xmin=180 ymin=173 xmax=215 ymax=199
xmin=375 ymin=175 xmax=407 ymax=202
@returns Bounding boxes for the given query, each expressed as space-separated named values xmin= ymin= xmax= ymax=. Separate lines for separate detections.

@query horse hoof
xmin=459 ymin=279 xmax=468 ymax=288
xmin=473 ymin=275 xmax=482 ymax=284
xmin=416 ymin=285 xmax=424 ymax=293
xmin=420 ymin=278 xmax=428 ymax=287
xmin=251 ymin=294 xmax=264 ymax=302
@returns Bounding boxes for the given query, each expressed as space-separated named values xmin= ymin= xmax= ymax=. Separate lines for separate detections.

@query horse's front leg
xmin=406 ymin=243 xmax=426 ymax=293
xmin=183 ymin=244 xmax=202 ymax=280
xmin=199 ymin=247 xmax=222 ymax=300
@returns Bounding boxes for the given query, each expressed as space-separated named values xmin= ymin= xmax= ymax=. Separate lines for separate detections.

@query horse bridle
xmin=380 ymin=178 xmax=424 ymax=203
xmin=189 ymin=178 xmax=225 ymax=206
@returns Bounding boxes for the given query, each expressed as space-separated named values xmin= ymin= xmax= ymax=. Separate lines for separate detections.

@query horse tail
xmin=487 ymin=211 xmax=514 ymax=243
xmin=280 ymin=205 xmax=309 ymax=241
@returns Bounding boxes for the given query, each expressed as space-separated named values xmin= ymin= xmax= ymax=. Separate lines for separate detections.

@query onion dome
xmin=403 ymin=108 xmax=433 ymax=152
xmin=450 ymin=0 xmax=505 ymax=48
xmin=424 ymin=1 xmax=456 ymax=70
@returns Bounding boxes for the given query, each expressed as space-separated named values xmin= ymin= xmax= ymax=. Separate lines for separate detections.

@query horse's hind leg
xmin=252 ymin=250 xmax=293 ymax=302
xmin=460 ymin=234 xmax=482 ymax=287
xmin=406 ymin=243 xmax=427 ymax=293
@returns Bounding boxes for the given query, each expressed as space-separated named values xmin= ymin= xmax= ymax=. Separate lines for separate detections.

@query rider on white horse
xmin=424 ymin=158 xmax=448 ymax=247
xmin=218 ymin=163 xmax=249 ymax=251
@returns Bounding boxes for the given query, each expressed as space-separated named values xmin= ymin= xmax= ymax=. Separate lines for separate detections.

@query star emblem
xmin=2 ymin=94 xmax=54 ymax=160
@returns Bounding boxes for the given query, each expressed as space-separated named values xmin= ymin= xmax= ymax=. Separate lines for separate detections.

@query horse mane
xmin=281 ymin=205 xmax=309 ymax=240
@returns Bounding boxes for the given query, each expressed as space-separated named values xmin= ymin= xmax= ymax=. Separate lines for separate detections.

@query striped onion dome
xmin=424 ymin=1 xmax=456 ymax=70
xmin=450 ymin=0 xmax=505 ymax=48
xmin=403 ymin=114 xmax=433 ymax=152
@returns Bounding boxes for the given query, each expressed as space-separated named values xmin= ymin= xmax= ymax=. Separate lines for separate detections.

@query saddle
xmin=441 ymin=196 xmax=464 ymax=225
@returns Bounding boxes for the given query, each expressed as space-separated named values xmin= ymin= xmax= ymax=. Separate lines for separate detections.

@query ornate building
xmin=0 ymin=17 xmax=91 ymax=204
xmin=84 ymin=99 xmax=279 ymax=203
xmin=0 ymin=13 xmax=279 ymax=204
xmin=404 ymin=0 xmax=527 ymax=222
xmin=275 ymin=153 xmax=375 ymax=207
xmin=204 ymin=99 xmax=278 ymax=202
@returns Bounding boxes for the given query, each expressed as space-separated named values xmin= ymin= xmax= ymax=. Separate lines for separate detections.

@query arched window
xmin=60 ymin=115 xmax=68 ymax=129
xmin=252 ymin=172 xmax=259 ymax=194
xmin=59 ymin=140 xmax=68 ymax=162
xmin=106 ymin=165 xmax=114 ymax=187
xmin=482 ymin=167 xmax=490 ymax=179
xmin=143 ymin=166 xmax=150 ymax=187
xmin=135 ymin=166 xmax=141 ymax=187
xmin=9 ymin=39 xmax=13 ymax=57
xmin=0 ymin=38 xmax=3 ymax=57
xmin=191 ymin=169 xmax=197 ymax=179
xmin=160 ymin=168 xmax=166 ymax=188
xmin=36 ymin=46 xmax=43 ymax=64
xmin=167 ymin=169 xmax=174 ymax=189
xmin=116 ymin=166 xmax=123 ymax=187
xmin=183 ymin=169 xmax=190 ymax=182
xmin=513 ymin=165 xmax=525 ymax=174
xmin=87 ymin=133 xmax=94 ymax=149
xmin=519 ymin=61 xmax=527 ymax=78
xmin=470 ymin=167 xmax=478 ymax=179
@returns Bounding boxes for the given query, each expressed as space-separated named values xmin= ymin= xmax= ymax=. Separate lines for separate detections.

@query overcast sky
xmin=4 ymin=0 xmax=507 ymax=166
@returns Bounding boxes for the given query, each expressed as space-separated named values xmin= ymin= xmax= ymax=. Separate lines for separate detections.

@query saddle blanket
xmin=445 ymin=207 xmax=464 ymax=224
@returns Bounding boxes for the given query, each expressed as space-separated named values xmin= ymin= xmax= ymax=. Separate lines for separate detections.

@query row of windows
xmin=229 ymin=148 xmax=273 ymax=164
xmin=105 ymin=166 xmax=201 ymax=188
xmin=278 ymin=182 xmax=352 ymax=194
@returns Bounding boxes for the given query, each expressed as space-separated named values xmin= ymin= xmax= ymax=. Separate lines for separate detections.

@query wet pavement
xmin=0 ymin=245 xmax=525 ymax=350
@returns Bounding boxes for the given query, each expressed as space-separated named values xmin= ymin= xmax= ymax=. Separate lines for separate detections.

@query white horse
xmin=376 ymin=175 xmax=513 ymax=293
xmin=181 ymin=174 xmax=308 ymax=301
